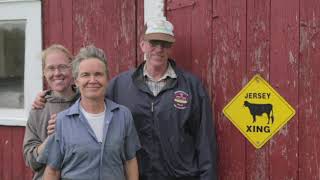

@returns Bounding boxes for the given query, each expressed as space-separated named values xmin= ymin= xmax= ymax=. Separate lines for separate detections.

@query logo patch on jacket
xmin=173 ymin=91 xmax=189 ymax=109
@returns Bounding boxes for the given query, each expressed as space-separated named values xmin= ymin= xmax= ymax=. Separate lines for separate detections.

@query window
xmin=0 ymin=20 xmax=25 ymax=109
xmin=0 ymin=0 xmax=42 ymax=126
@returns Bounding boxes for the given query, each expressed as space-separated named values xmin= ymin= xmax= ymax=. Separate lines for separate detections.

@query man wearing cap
xmin=107 ymin=18 xmax=217 ymax=180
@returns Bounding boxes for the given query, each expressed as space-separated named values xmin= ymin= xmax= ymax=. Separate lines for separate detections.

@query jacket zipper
xmin=151 ymin=102 xmax=154 ymax=112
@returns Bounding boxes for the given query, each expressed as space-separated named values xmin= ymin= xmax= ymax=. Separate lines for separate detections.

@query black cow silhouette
xmin=244 ymin=101 xmax=274 ymax=124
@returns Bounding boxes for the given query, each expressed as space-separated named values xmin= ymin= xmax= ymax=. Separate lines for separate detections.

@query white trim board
xmin=144 ymin=0 xmax=165 ymax=23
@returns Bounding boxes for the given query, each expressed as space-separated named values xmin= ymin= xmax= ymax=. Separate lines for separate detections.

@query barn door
xmin=165 ymin=0 xmax=212 ymax=88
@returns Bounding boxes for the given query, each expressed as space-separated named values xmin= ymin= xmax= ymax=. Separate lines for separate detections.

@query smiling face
xmin=140 ymin=40 xmax=172 ymax=69
xmin=75 ymin=58 xmax=108 ymax=101
xmin=43 ymin=50 xmax=73 ymax=96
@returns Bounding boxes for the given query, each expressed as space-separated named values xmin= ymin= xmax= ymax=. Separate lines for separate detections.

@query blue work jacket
xmin=107 ymin=59 xmax=217 ymax=180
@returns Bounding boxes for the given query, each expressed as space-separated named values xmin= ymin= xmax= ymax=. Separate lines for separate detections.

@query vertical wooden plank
xmin=72 ymin=0 xmax=96 ymax=58
xmin=61 ymin=0 xmax=73 ymax=51
xmin=190 ymin=0 xmax=212 ymax=88
xmin=166 ymin=3 xmax=192 ymax=71
xmin=1 ymin=127 xmax=12 ymax=180
xmin=299 ymin=0 xmax=320 ymax=179
xmin=269 ymin=0 xmax=299 ymax=179
xmin=73 ymin=0 xmax=136 ymax=78
xmin=51 ymin=0 xmax=64 ymax=44
xmin=136 ymin=0 xmax=144 ymax=66
xmin=43 ymin=0 xmax=73 ymax=49
xmin=247 ymin=0 xmax=270 ymax=76
xmin=246 ymin=0 xmax=270 ymax=180
xmin=166 ymin=0 xmax=213 ymax=83
xmin=46 ymin=0 xmax=63 ymax=45
xmin=25 ymin=169 xmax=34 ymax=180
xmin=0 ymin=127 xmax=33 ymax=180
xmin=166 ymin=0 xmax=213 ymax=85
xmin=116 ymin=0 xmax=137 ymax=74
xmin=42 ymin=1 xmax=61 ymax=48
xmin=11 ymin=127 xmax=24 ymax=180
xmin=42 ymin=0 xmax=50 ymax=48
xmin=11 ymin=127 xmax=20 ymax=180
xmin=211 ymin=0 xmax=247 ymax=179
xmin=0 ymin=127 xmax=3 ymax=178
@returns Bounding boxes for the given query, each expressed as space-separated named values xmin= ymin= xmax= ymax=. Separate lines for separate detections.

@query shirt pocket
xmin=63 ymin=143 xmax=96 ymax=169
xmin=104 ymin=139 xmax=124 ymax=167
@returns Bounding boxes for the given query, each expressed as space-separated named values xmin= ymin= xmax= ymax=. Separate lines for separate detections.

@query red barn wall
xmin=165 ymin=0 xmax=319 ymax=179
xmin=1 ymin=0 xmax=320 ymax=179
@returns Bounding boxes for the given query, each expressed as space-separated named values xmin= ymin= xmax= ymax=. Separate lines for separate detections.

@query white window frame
xmin=0 ymin=0 xmax=42 ymax=126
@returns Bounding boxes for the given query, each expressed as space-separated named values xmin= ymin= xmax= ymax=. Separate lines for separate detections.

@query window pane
xmin=0 ymin=20 xmax=25 ymax=108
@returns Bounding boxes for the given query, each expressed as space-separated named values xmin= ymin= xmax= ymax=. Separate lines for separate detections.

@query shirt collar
xmin=143 ymin=62 xmax=177 ymax=81
xmin=67 ymin=98 xmax=120 ymax=116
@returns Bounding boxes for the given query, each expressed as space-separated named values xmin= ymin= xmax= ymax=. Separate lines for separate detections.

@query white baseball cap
xmin=143 ymin=18 xmax=175 ymax=43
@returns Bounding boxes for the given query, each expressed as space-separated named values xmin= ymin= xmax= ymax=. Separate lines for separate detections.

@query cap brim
xmin=143 ymin=33 xmax=175 ymax=43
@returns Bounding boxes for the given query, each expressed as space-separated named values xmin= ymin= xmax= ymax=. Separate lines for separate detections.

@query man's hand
xmin=32 ymin=90 xmax=48 ymax=109
xmin=47 ymin=114 xmax=57 ymax=135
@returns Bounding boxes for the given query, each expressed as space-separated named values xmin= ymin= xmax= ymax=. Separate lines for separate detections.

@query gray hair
xmin=72 ymin=45 xmax=109 ymax=79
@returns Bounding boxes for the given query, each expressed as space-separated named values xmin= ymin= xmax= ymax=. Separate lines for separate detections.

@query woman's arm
xmin=125 ymin=157 xmax=139 ymax=180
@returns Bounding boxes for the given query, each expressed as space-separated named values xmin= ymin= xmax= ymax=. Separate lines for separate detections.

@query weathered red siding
xmin=1 ymin=0 xmax=320 ymax=179
xmin=269 ymin=0 xmax=299 ymax=179
xmin=211 ymin=0 xmax=247 ymax=179
xmin=0 ymin=127 xmax=33 ymax=179
xmin=299 ymin=0 xmax=320 ymax=179
xmin=165 ymin=0 xmax=318 ymax=179
xmin=44 ymin=0 xmax=138 ymax=77
xmin=247 ymin=0 xmax=269 ymax=178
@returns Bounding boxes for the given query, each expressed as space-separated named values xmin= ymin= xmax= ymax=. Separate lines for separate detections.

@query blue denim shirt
xmin=44 ymin=98 xmax=140 ymax=180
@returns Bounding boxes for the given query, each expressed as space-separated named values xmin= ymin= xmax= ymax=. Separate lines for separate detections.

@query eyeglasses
xmin=45 ymin=64 xmax=71 ymax=74
xmin=148 ymin=40 xmax=172 ymax=48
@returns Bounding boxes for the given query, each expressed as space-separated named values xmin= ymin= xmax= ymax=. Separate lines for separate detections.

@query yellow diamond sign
xmin=223 ymin=74 xmax=295 ymax=149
